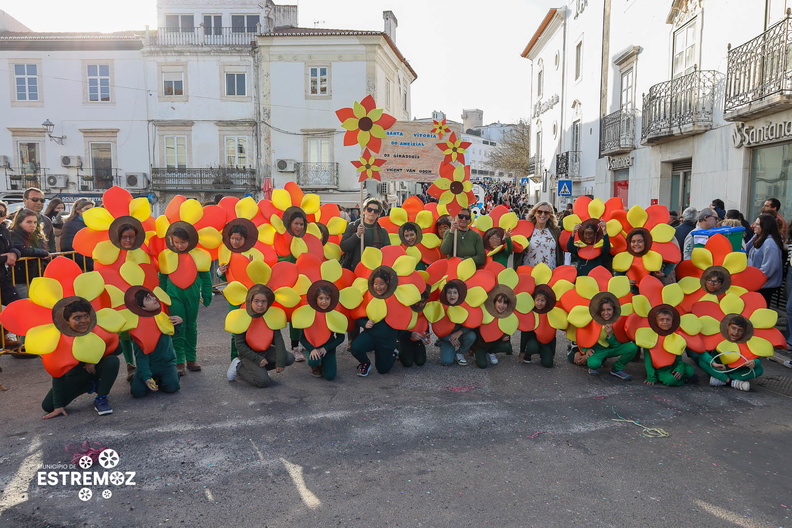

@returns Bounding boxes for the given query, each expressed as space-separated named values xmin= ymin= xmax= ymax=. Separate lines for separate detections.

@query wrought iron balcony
xmin=641 ymin=69 xmax=723 ymax=145
xmin=5 ymin=167 xmax=45 ymax=192
xmin=724 ymin=15 xmax=792 ymax=120
xmin=76 ymin=168 xmax=121 ymax=192
xmin=528 ymin=156 xmax=543 ymax=183
xmin=556 ymin=151 xmax=581 ymax=179
xmin=600 ymin=108 xmax=636 ymax=156
xmin=151 ymin=26 xmax=259 ymax=46
xmin=150 ymin=167 xmax=257 ymax=192
xmin=295 ymin=162 xmax=339 ymax=189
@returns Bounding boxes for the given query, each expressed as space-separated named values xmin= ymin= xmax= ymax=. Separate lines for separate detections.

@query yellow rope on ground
xmin=611 ymin=407 xmax=669 ymax=438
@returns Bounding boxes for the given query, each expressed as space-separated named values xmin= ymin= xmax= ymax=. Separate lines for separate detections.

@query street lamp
xmin=41 ymin=119 xmax=66 ymax=144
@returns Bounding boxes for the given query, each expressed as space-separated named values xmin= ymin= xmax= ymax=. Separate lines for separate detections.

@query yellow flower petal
xmin=677 ymin=276 xmax=702 ymax=294
xmin=415 ymin=210 xmax=434 ymax=230
xmin=29 ymin=277 xmax=63 ymax=309
xmin=320 ymin=259 xmax=343 ymax=283
xmin=223 ymin=281 xmax=249 ymax=307
xmin=605 ymin=219 xmax=623 ymax=237
xmin=104 ymin=284 xmax=125 ymax=308
xmin=390 ymin=207 xmax=408 ymax=225
xmin=271 ymin=189 xmax=292 ymax=211
xmin=551 ymin=280 xmax=575 ymax=299
xmin=516 ymin=292 xmax=534 ymax=313
xmin=352 ymin=277 xmax=369 ymax=294
xmin=746 ymin=336 xmax=775 ymax=357
xmin=259 ymin=224 xmax=276 ymax=244
xmin=649 ymin=223 xmax=675 ymax=243
xmin=567 ymin=305 xmax=593 ymax=327
xmin=722 ymin=252 xmax=747 ymax=274
xmin=662 ymin=333 xmax=687 ymax=355
xmin=197 ymin=227 xmax=222 ymax=250
xmin=641 ymin=250 xmax=663 ymax=272
xmin=466 ymin=286 xmax=488 ymax=307
xmin=574 ymin=276 xmax=599 ymax=300
xmin=394 ymin=283 xmax=421 ymax=306
xmin=93 ymin=240 xmax=121 ymax=265
xmin=482 ymin=310 xmax=494 ymax=325
xmin=698 ymin=315 xmax=721 ymax=335
xmin=159 ymin=249 xmax=179 ymax=275
xmin=612 ymin=252 xmax=633 ymax=273
xmin=353 ymin=100 xmax=366 ymax=119
xmin=225 ymin=308 xmax=252 ymax=334
xmin=301 ymin=194 xmax=321 ymax=215
xmin=361 ymin=247 xmax=383 ymax=270
xmin=562 ymin=214 xmax=582 ymax=231
xmin=448 ymin=305 xmax=468 ymax=324
xmin=246 ymin=260 xmax=272 ymax=285
xmin=128 ymin=248 xmax=150 ymax=265
xmin=72 ymin=271 xmax=105 ymax=301
xmin=547 ymin=307 xmax=568 ymax=329
xmin=632 ymin=295 xmax=652 ymax=317
xmin=83 ymin=207 xmax=115 ymax=230
xmin=424 ymin=301 xmax=445 ymax=323
xmin=153 ymin=286 xmax=171 ymax=305
xmin=661 ymin=283 xmax=684 ymax=307
xmin=95 ymin=307 xmax=127 ymax=333
xmin=679 ymin=313 xmax=701 ymax=335
xmin=498 ymin=268 xmax=519 ymax=289
xmin=263 ymin=306 xmax=287 ymax=329
xmin=434 ymin=178 xmax=451 ymax=191
xmin=154 ymin=311 xmax=175 ymax=335
xmin=691 ymin=247 xmax=713 ymax=269
xmin=179 ymin=199 xmax=204 ymax=225
xmin=749 ymin=308 xmax=777 ymax=328
xmin=498 ymin=313 xmax=519 ymax=335
xmin=531 ymin=263 xmax=552 ymax=285
xmin=291 ymin=304 xmax=316 ymax=329
xmin=190 ymin=247 xmax=212 ymax=272
xmin=129 ymin=197 xmax=152 ymax=221
xmin=588 ymin=198 xmax=606 ymax=219
xmin=326 ymin=217 xmax=347 ymax=236
xmin=422 ymin=233 xmax=441 ymax=249
xmin=388 ymin=233 xmax=401 ymax=246
xmin=293 ymin=275 xmax=312 ymax=296
xmin=119 ymin=262 xmax=145 ymax=286
xmin=716 ymin=349 xmax=741 ymax=365
xmin=635 ymin=327 xmax=659 ymax=349
xmin=626 ymin=205 xmax=648 ymax=228
xmin=155 ymin=215 xmax=170 ymax=238
xmin=366 ymin=297 xmax=387 ymax=322
xmin=720 ymin=294 xmax=745 ymax=315
xmin=72 ymin=333 xmax=107 ymax=364
xmin=457 ymin=258 xmax=477 ymax=281
xmin=499 ymin=212 xmax=519 ymax=230
xmin=25 ymin=323 xmax=61 ymax=355
xmin=608 ymin=276 xmax=632 ymax=298
xmin=218 ymin=245 xmax=231 ymax=266
xmin=476 ymin=216 xmax=494 ymax=232
xmin=119 ymin=310 xmax=138 ymax=332
xmin=368 ymin=108 xmax=384 ymax=121
xmin=274 ymin=287 xmax=301 ymax=308
xmin=326 ymin=310 xmax=348 ymax=334
xmin=324 ymin=243 xmax=342 ymax=261
xmin=392 ymin=255 xmax=419 ymax=276
xmin=339 ymin=286 xmax=363 ymax=310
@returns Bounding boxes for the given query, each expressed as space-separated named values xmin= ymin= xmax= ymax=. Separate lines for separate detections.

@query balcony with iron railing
xmin=724 ymin=13 xmax=792 ymax=121
xmin=150 ymin=26 xmax=260 ymax=46
xmin=150 ymin=167 xmax=257 ymax=192
xmin=75 ymin=168 xmax=121 ymax=192
xmin=528 ymin=155 xmax=543 ymax=183
xmin=555 ymin=151 xmax=581 ymax=180
xmin=641 ymin=68 xmax=724 ymax=145
xmin=295 ymin=162 xmax=339 ymax=189
xmin=5 ymin=167 xmax=45 ymax=191
xmin=600 ymin=108 xmax=636 ymax=156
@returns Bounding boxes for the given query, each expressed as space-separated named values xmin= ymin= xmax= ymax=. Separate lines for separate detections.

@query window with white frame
xmin=203 ymin=15 xmax=222 ymax=36
xmin=572 ymin=119 xmax=581 ymax=153
xmin=385 ymin=79 xmax=391 ymax=108
xmin=537 ymin=59 xmax=544 ymax=99
xmin=575 ymin=41 xmax=583 ymax=81
xmin=402 ymin=90 xmax=407 ymax=112
xmin=225 ymin=72 xmax=246 ymax=96
xmin=231 ymin=14 xmax=259 ymax=33
xmin=14 ymin=64 xmax=39 ymax=101
xmin=86 ymin=64 xmax=111 ymax=102
xmin=163 ymin=71 xmax=184 ymax=97
xmin=224 ymin=136 xmax=249 ymax=167
xmin=164 ymin=135 xmax=187 ymax=169
xmin=307 ymin=66 xmax=329 ymax=96
xmin=165 ymin=14 xmax=194 ymax=32
xmin=672 ymin=18 xmax=698 ymax=78
xmin=620 ymin=67 xmax=634 ymax=110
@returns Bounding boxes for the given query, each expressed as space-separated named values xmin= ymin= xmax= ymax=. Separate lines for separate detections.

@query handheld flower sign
xmin=0 ymin=258 xmax=126 ymax=377
xmin=427 ymin=162 xmax=476 ymax=218
xmin=335 ymin=94 xmax=397 ymax=154
xmin=351 ymin=148 xmax=386 ymax=182
xmin=431 ymin=118 xmax=450 ymax=139
xmin=436 ymin=132 xmax=471 ymax=164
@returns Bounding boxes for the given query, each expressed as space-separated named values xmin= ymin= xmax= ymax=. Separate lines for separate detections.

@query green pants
xmin=42 ymin=355 xmax=119 ymax=412
xmin=170 ymin=288 xmax=200 ymax=364
xmin=228 ymin=301 xmax=239 ymax=360
xmin=697 ymin=357 xmax=763 ymax=383
xmin=519 ymin=332 xmax=555 ymax=368
xmin=586 ymin=341 xmax=638 ymax=372
xmin=654 ymin=362 xmax=695 ymax=386
xmin=119 ymin=333 xmax=135 ymax=366
xmin=473 ymin=339 xmax=512 ymax=369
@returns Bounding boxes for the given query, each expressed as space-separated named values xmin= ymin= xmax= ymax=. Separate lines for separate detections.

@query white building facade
xmin=0 ymin=0 xmax=415 ymax=208
xmin=523 ymin=0 xmax=792 ymax=221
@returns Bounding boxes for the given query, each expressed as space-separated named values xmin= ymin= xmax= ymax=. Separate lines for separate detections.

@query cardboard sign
xmin=379 ymin=121 xmax=463 ymax=181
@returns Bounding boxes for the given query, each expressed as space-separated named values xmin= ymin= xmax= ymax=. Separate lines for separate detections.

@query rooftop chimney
xmin=383 ymin=11 xmax=398 ymax=42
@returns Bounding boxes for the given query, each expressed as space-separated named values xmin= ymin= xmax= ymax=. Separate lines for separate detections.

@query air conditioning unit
xmin=46 ymin=174 xmax=68 ymax=188
xmin=275 ymin=159 xmax=295 ymax=172
xmin=0 ymin=155 xmax=9 ymax=168
xmin=125 ymin=172 xmax=148 ymax=189
xmin=61 ymin=155 xmax=82 ymax=168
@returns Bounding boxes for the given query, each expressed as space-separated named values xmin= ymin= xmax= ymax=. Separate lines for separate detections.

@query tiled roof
xmin=0 ymin=30 xmax=141 ymax=40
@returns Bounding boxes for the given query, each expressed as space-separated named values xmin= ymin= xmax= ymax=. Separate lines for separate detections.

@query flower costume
xmin=258 ymin=182 xmax=324 ymax=263
xmin=379 ymin=196 xmax=443 ymax=268
xmin=609 ymin=205 xmax=681 ymax=285
xmin=473 ymin=205 xmax=532 ymax=267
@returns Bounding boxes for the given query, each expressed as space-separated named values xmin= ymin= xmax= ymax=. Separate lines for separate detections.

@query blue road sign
xmin=557 ymin=180 xmax=572 ymax=197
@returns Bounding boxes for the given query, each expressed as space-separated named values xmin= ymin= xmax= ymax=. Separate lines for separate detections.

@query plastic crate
xmin=690 ymin=226 xmax=745 ymax=252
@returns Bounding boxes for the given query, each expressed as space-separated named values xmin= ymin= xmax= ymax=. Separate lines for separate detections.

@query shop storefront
xmin=736 ymin=120 xmax=792 ymax=222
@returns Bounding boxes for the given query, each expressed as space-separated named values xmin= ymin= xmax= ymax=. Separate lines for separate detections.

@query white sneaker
xmin=709 ymin=376 xmax=727 ymax=387
xmin=455 ymin=353 xmax=468 ymax=366
xmin=487 ymin=353 xmax=498 ymax=365
xmin=293 ymin=346 xmax=306 ymax=362
xmin=730 ymin=379 xmax=750 ymax=391
xmin=226 ymin=358 xmax=240 ymax=381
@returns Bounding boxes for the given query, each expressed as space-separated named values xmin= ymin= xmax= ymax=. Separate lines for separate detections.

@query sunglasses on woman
xmin=458 ymin=214 xmax=471 ymax=220
xmin=536 ymin=210 xmax=551 ymax=215
xmin=365 ymin=206 xmax=380 ymax=214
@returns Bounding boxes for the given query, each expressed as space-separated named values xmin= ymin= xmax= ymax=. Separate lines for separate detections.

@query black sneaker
xmin=94 ymin=396 xmax=113 ymax=416
xmin=357 ymin=362 xmax=372 ymax=377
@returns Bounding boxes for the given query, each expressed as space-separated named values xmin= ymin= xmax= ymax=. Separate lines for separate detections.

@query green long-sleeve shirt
xmin=440 ymin=229 xmax=485 ymax=265
xmin=235 ymin=329 xmax=288 ymax=368
xmin=159 ymin=270 xmax=213 ymax=307
xmin=133 ymin=333 xmax=177 ymax=381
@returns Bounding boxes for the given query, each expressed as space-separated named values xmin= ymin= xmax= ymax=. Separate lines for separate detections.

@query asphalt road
xmin=1 ymin=299 xmax=791 ymax=528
